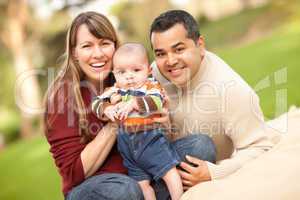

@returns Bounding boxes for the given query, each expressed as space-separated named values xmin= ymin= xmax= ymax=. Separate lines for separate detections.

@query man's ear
xmin=148 ymin=65 xmax=153 ymax=76
xmin=196 ymin=35 xmax=205 ymax=48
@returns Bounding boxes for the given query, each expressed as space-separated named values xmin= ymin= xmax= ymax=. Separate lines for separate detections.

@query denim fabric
xmin=65 ymin=173 xmax=144 ymax=200
xmin=66 ymin=133 xmax=216 ymax=200
xmin=172 ymin=134 xmax=217 ymax=164
xmin=153 ymin=133 xmax=217 ymax=200
xmin=117 ymin=128 xmax=180 ymax=181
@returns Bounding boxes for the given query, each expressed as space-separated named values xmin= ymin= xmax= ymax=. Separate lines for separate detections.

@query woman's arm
xmin=80 ymin=122 xmax=118 ymax=178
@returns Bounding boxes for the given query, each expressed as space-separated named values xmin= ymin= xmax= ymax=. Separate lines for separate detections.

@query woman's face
xmin=74 ymin=24 xmax=115 ymax=87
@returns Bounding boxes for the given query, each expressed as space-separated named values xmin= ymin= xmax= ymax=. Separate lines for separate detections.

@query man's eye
xmin=156 ymin=52 xmax=165 ymax=57
xmin=175 ymin=48 xmax=184 ymax=53
xmin=82 ymin=44 xmax=91 ymax=48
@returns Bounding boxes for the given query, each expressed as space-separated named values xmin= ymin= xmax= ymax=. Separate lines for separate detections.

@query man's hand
xmin=178 ymin=155 xmax=212 ymax=191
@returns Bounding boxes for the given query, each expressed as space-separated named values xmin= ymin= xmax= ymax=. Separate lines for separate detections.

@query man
xmin=150 ymin=10 xmax=276 ymax=191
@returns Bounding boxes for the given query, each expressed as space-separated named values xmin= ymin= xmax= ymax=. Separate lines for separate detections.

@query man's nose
xmin=166 ymin=53 xmax=178 ymax=66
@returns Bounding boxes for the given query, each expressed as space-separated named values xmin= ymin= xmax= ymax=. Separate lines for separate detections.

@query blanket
xmin=181 ymin=107 xmax=300 ymax=200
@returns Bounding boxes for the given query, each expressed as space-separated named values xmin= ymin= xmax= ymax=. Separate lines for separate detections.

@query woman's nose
xmin=92 ymin=46 xmax=104 ymax=58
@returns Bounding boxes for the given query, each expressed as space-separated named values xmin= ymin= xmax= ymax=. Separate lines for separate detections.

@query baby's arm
xmin=135 ymin=84 xmax=164 ymax=114
xmin=92 ymin=87 xmax=119 ymax=121
xmin=116 ymin=81 xmax=166 ymax=120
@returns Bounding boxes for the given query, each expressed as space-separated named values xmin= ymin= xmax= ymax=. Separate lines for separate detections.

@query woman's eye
xmin=82 ymin=44 xmax=91 ymax=48
xmin=101 ymin=40 xmax=113 ymax=46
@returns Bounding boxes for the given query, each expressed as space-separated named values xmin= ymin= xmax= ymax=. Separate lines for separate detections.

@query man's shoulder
xmin=204 ymin=51 xmax=247 ymax=83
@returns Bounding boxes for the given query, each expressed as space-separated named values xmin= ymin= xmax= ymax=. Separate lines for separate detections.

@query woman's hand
xmin=178 ymin=155 xmax=212 ymax=191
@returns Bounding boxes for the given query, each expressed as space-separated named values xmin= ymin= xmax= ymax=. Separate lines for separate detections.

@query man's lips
xmin=168 ymin=66 xmax=185 ymax=77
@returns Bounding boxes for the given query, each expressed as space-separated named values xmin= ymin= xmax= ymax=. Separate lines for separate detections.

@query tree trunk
xmin=3 ymin=0 xmax=41 ymax=139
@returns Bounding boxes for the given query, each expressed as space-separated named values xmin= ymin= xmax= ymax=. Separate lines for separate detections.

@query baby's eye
xmin=134 ymin=69 xmax=141 ymax=72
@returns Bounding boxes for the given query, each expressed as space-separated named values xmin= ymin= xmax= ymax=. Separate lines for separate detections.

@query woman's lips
xmin=90 ymin=62 xmax=110 ymax=72
xmin=90 ymin=62 xmax=105 ymax=68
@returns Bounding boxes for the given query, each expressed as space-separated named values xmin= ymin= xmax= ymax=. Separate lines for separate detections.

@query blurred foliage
xmin=111 ymin=0 xmax=173 ymax=60
xmin=217 ymin=20 xmax=300 ymax=119
xmin=201 ymin=2 xmax=292 ymax=49
xmin=0 ymin=108 xmax=21 ymax=143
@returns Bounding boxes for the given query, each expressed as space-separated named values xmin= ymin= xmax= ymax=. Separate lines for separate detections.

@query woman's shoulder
xmin=44 ymin=80 xmax=79 ymax=134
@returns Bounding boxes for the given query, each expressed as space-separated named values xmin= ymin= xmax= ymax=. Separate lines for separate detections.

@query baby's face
xmin=113 ymin=55 xmax=150 ymax=89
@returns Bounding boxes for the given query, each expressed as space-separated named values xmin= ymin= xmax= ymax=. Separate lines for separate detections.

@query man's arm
xmin=179 ymin=84 xmax=275 ymax=189
xmin=206 ymin=86 xmax=274 ymax=179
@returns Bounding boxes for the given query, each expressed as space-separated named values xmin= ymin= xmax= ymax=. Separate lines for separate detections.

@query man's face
xmin=151 ymin=24 xmax=205 ymax=87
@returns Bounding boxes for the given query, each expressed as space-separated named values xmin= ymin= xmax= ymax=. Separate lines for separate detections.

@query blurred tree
xmin=0 ymin=0 xmax=93 ymax=141
xmin=111 ymin=0 xmax=173 ymax=60
xmin=0 ymin=0 xmax=41 ymax=139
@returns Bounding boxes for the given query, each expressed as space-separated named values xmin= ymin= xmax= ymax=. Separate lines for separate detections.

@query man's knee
xmin=191 ymin=134 xmax=217 ymax=163
xmin=173 ymin=134 xmax=217 ymax=163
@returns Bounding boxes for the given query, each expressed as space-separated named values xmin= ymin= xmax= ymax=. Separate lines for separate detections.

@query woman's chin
xmin=84 ymin=72 xmax=110 ymax=86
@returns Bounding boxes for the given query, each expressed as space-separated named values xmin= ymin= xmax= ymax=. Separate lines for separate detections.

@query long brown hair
xmin=44 ymin=11 xmax=119 ymax=142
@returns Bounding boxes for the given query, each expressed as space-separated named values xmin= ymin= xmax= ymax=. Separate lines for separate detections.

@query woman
xmin=44 ymin=11 xmax=216 ymax=200
xmin=44 ymin=12 xmax=143 ymax=200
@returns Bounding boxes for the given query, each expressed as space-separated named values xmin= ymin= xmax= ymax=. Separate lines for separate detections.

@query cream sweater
xmin=152 ymin=51 xmax=279 ymax=179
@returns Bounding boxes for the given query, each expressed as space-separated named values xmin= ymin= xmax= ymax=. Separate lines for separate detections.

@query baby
xmin=92 ymin=43 xmax=183 ymax=200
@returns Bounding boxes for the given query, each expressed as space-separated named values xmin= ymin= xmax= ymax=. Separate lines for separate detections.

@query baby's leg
xmin=138 ymin=180 xmax=156 ymax=200
xmin=162 ymin=167 xmax=183 ymax=200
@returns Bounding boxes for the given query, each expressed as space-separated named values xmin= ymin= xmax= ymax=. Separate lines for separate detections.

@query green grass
xmin=201 ymin=5 xmax=269 ymax=49
xmin=0 ymin=136 xmax=63 ymax=200
xmin=216 ymin=21 xmax=300 ymax=119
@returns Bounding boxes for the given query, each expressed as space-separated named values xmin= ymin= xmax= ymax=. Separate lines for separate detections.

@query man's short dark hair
xmin=150 ymin=10 xmax=200 ymax=43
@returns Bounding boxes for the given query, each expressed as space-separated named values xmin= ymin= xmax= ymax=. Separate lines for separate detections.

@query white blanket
xmin=181 ymin=107 xmax=300 ymax=200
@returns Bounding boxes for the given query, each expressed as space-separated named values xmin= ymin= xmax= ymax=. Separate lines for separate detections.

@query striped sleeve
xmin=136 ymin=80 xmax=164 ymax=114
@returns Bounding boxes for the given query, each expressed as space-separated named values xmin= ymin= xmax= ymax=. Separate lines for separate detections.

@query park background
xmin=0 ymin=0 xmax=299 ymax=199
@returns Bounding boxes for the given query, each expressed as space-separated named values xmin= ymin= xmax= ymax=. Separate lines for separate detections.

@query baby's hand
xmin=103 ymin=105 xmax=118 ymax=122
xmin=116 ymin=99 xmax=137 ymax=121
xmin=110 ymin=93 xmax=122 ymax=104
